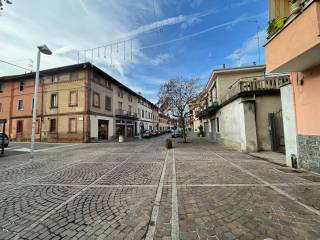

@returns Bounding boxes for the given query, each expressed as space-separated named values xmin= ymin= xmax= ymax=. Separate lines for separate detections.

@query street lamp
xmin=30 ymin=45 xmax=52 ymax=158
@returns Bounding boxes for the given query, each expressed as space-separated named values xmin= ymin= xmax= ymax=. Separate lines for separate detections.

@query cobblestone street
xmin=0 ymin=136 xmax=320 ymax=240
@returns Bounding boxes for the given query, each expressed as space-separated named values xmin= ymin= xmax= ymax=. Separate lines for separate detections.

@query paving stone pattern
xmin=0 ymin=136 xmax=320 ymax=239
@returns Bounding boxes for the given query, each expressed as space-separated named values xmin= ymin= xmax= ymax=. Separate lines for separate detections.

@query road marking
xmin=13 ymin=154 xmax=132 ymax=240
xmin=212 ymin=152 xmax=320 ymax=217
xmin=145 ymin=150 xmax=169 ymax=240
xmin=176 ymin=183 xmax=320 ymax=187
xmin=34 ymin=144 xmax=81 ymax=152
xmin=13 ymin=138 xmax=157 ymax=239
xmin=171 ymin=149 xmax=180 ymax=240
xmin=15 ymin=183 xmax=159 ymax=188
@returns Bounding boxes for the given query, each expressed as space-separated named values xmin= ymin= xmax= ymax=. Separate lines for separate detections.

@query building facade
xmin=265 ymin=0 xmax=320 ymax=172
xmin=0 ymin=63 xmax=164 ymax=143
xmin=195 ymin=65 xmax=289 ymax=152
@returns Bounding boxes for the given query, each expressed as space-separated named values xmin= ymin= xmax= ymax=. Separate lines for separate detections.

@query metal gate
xmin=268 ymin=110 xmax=285 ymax=154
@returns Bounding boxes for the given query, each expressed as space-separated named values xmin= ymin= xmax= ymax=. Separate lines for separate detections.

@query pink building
xmin=266 ymin=0 xmax=320 ymax=172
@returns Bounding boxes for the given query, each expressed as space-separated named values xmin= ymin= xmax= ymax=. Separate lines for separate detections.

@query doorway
xmin=98 ymin=120 xmax=109 ymax=140
xmin=269 ymin=110 xmax=285 ymax=153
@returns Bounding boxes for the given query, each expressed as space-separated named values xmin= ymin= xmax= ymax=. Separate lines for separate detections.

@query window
xmin=216 ymin=117 xmax=220 ymax=133
xmin=17 ymin=100 xmax=23 ymax=111
xmin=0 ymin=103 xmax=2 ymax=112
xmin=69 ymin=91 xmax=78 ymax=106
xmin=142 ymin=110 xmax=144 ymax=118
xmin=16 ymin=120 xmax=23 ymax=133
xmin=128 ymin=95 xmax=132 ymax=102
xmin=51 ymin=94 xmax=58 ymax=108
xmin=138 ymin=108 xmax=141 ymax=117
xmin=105 ymin=79 xmax=111 ymax=88
xmin=92 ymin=92 xmax=100 ymax=108
xmin=52 ymin=75 xmax=59 ymax=83
xmin=0 ymin=83 xmax=3 ymax=92
xmin=69 ymin=118 xmax=77 ymax=133
xmin=49 ymin=119 xmax=57 ymax=132
xmin=118 ymin=90 xmax=123 ymax=98
xmin=35 ymin=120 xmax=40 ymax=134
xmin=128 ymin=105 xmax=132 ymax=113
xmin=19 ymin=81 xmax=24 ymax=91
xmin=105 ymin=96 xmax=112 ymax=111
xmin=118 ymin=101 xmax=122 ymax=110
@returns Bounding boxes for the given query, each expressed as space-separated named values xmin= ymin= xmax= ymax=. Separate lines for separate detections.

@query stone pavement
xmin=0 ymin=136 xmax=320 ymax=240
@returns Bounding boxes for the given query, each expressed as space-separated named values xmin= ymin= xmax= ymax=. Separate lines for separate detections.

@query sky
xmin=0 ymin=0 xmax=268 ymax=103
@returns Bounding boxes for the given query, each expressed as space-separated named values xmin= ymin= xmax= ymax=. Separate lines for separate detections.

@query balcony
xmin=220 ymin=76 xmax=290 ymax=104
xmin=115 ymin=109 xmax=138 ymax=119
xmin=266 ymin=0 xmax=320 ymax=73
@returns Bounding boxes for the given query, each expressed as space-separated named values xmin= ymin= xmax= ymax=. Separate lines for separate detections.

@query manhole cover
xmin=299 ymin=176 xmax=320 ymax=182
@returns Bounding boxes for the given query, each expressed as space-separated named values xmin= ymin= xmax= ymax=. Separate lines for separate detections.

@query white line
xmin=13 ymin=155 xmax=131 ymax=240
xmin=213 ymin=152 xmax=320 ymax=217
xmin=171 ymin=149 xmax=180 ymax=240
xmin=145 ymin=150 xmax=169 ymax=240
xmin=16 ymin=183 xmax=159 ymax=188
xmin=176 ymin=183 xmax=320 ymax=187
xmin=34 ymin=144 xmax=82 ymax=152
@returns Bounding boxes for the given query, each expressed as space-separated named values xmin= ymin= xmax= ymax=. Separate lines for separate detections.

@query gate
xmin=268 ymin=110 xmax=285 ymax=154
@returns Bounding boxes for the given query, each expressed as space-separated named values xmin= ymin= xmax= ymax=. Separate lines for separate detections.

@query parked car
xmin=142 ymin=130 xmax=151 ymax=138
xmin=171 ymin=128 xmax=183 ymax=138
xmin=150 ymin=131 xmax=158 ymax=137
xmin=0 ymin=133 xmax=9 ymax=148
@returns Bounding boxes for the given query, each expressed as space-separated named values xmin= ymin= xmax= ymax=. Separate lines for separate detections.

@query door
xmin=98 ymin=120 xmax=109 ymax=140
xmin=269 ymin=110 xmax=285 ymax=153
xmin=127 ymin=125 xmax=134 ymax=137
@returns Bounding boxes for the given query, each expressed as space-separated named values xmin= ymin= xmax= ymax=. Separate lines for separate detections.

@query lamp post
xmin=30 ymin=45 xmax=52 ymax=158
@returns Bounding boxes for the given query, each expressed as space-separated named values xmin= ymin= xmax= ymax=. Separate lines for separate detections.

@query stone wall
xmin=297 ymin=135 xmax=320 ymax=173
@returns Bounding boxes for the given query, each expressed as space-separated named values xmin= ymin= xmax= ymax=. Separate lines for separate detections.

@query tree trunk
xmin=181 ymin=116 xmax=187 ymax=143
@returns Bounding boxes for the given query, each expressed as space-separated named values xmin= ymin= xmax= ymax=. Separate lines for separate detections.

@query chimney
xmin=222 ymin=64 xmax=226 ymax=69
xmin=253 ymin=61 xmax=257 ymax=66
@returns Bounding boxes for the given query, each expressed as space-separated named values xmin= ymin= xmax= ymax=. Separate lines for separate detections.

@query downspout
xmin=8 ymin=81 xmax=14 ymax=139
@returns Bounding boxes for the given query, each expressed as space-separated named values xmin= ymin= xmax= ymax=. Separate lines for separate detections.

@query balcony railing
xmin=115 ymin=109 xmax=138 ymax=119
xmin=220 ymin=76 xmax=290 ymax=104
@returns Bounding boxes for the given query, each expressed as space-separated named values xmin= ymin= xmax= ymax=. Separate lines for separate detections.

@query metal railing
xmin=115 ymin=109 xmax=138 ymax=118
xmin=220 ymin=75 xmax=290 ymax=104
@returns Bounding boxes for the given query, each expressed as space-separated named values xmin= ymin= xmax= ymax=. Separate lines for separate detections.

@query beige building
xmin=0 ymin=63 xmax=147 ymax=143
xmin=196 ymin=65 xmax=290 ymax=152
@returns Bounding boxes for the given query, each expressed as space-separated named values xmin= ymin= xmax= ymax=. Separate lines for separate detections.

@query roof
xmin=0 ymin=62 xmax=142 ymax=97
xmin=206 ymin=64 xmax=266 ymax=90
xmin=0 ymin=62 xmax=161 ymax=108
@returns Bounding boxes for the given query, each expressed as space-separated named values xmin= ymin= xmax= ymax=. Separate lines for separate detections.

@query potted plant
xmin=267 ymin=17 xmax=287 ymax=38
xmin=291 ymin=0 xmax=301 ymax=14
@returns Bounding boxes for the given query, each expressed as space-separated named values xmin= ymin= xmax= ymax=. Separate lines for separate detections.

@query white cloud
xmin=227 ymin=30 xmax=267 ymax=66
xmin=150 ymin=53 xmax=172 ymax=66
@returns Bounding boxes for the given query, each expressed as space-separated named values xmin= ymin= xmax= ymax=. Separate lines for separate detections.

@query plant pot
xmin=291 ymin=1 xmax=301 ymax=14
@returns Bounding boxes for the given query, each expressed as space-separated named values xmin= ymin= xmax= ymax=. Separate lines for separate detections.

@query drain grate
xmin=299 ymin=176 xmax=320 ymax=182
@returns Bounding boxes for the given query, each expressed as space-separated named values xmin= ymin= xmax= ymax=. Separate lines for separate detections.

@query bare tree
xmin=0 ymin=0 xmax=12 ymax=11
xmin=158 ymin=77 xmax=200 ymax=143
